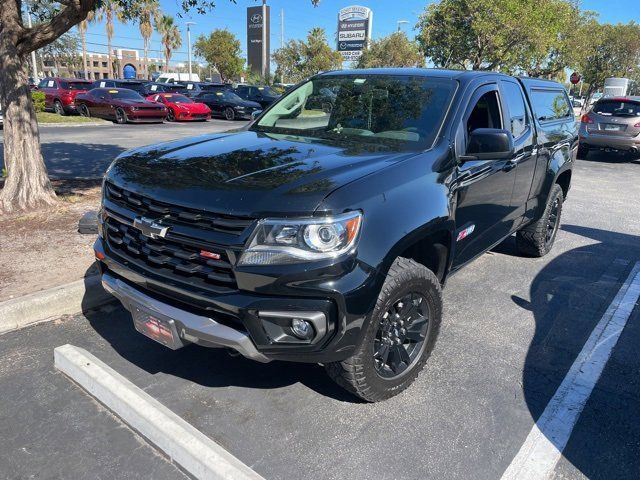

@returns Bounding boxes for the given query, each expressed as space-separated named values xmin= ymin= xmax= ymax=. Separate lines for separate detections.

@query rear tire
xmin=325 ymin=257 xmax=442 ymax=402
xmin=166 ymin=109 xmax=176 ymax=122
xmin=577 ymin=144 xmax=589 ymax=159
xmin=516 ymin=184 xmax=564 ymax=257
xmin=54 ymin=100 xmax=65 ymax=116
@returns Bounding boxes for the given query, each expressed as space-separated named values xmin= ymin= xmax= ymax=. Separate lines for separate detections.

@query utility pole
xmin=186 ymin=22 xmax=195 ymax=81
xmin=25 ymin=1 xmax=39 ymax=80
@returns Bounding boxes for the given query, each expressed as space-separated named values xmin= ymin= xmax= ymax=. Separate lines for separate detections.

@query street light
xmin=186 ymin=21 xmax=196 ymax=82
xmin=397 ymin=20 xmax=409 ymax=32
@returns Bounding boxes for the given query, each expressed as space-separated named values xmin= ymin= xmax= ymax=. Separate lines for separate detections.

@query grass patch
xmin=37 ymin=111 xmax=107 ymax=124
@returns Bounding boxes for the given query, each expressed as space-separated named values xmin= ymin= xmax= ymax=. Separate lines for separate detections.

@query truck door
xmin=499 ymin=80 xmax=538 ymax=218
xmin=452 ymin=84 xmax=519 ymax=268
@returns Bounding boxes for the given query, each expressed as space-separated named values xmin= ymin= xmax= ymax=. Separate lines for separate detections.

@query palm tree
xmin=77 ymin=10 xmax=95 ymax=79
xmin=95 ymin=0 xmax=117 ymax=77
xmin=138 ymin=0 xmax=160 ymax=79
xmin=156 ymin=15 xmax=182 ymax=73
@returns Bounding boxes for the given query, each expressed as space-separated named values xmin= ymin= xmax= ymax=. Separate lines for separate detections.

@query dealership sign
xmin=337 ymin=5 xmax=372 ymax=61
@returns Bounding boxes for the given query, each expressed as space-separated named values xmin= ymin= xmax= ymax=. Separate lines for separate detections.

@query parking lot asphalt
xmin=0 ymin=120 xmax=249 ymax=179
xmin=1 ymin=152 xmax=639 ymax=480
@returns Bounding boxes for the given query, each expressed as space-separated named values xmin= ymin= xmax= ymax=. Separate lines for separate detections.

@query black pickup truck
xmin=95 ymin=69 xmax=577 ymax=402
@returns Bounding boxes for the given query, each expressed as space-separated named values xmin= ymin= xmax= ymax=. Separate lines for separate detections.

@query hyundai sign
xmin=337 ymin=5 xmax=373 ymax=62
xmin=247 ymin=5 xmax=270 ymax=77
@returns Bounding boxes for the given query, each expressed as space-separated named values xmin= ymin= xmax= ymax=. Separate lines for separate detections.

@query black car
xmin=233 ymin=85 xmax=280 ymax=109
xmin=195 ymin=90 xmax=261 ymax=120
xmin=95 ymin=68 xmax=577 ymax=402
xmin=182 ymin=82 xmax=232 ymax=98
xmin=140 ymin=82 xmax=187 ymax=97
xmin=91 ymin=79 xmax=146 ymax=94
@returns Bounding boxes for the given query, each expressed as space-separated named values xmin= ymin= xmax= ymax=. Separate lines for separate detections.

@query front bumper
xmin=94 ymin=236 xmax=381 ymax=364
xmin=102 ymin=272 xmax=271 ymax=362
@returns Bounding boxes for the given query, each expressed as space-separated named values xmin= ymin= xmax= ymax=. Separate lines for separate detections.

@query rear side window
xmin=593 ymin=100 xmax=640 ymax=117
xmin=502 ymin=81 xmax=529 ymax=137
xmin=530 ymin=89 xmax=572 ymax=122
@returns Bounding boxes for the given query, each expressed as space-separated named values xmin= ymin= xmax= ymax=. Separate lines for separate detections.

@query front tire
xmin=516 ymin=184 xmax=564 ymax=257
xmin=79 ymin=104 xmax=90 ymax=118
xmin=115 ymin=108 xmax=127 ymax=124
xmin=325 ymin=257 xmax=442 ymax=402
xmin=224 ymin=107 xmax=235 ymax=121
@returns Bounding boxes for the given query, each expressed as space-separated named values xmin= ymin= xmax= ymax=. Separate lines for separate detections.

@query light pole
xmin=397 ymin=20 xmax=409 ymax=32
xmin=25 ymin=0 xmax=39 ymax=80
xmin=186 ymin=21 xmax=196 ymax=81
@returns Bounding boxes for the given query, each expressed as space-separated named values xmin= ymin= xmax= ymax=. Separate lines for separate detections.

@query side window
xmin=38 ymin=79 xmax=48 ymax=89
xmin=467 ymin=90 xmax=503 ymax=135
xmin=530 ymin=89 xmax=572 ymax=122
xmin=502 ymin=81 xmax=529 ymax=138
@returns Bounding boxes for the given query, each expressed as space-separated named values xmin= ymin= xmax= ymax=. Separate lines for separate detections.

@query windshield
xmin=593 ymin=99 xmax=640 ymax=117
xmin=118 ymin=82 xmax=144 ymax=93
xmin=105 ymin=89 xmax=143 ymax=100
xmin=164 ymin=94 xmax=193 ymax=103
xmin=252 ymin=75 xmax=456 ymax=150
xmin=257 ymin=86 xmax=278 ymax=97
xmin=60 ymin=81 xmax=90 ymax=90
xmin=214 ymin=91 xmax=242 ymax=102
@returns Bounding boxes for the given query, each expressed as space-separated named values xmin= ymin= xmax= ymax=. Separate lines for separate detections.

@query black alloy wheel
xmin=373 ymin=292 xmax=430 ymax=379
xmin=166 ymin=109 xmax=176 ymax=122
xmin=545 ymin=197 xmax=560 ymax=246
xmin=115 ymin=108 xmax=127 ymax=124
xmin=224 ymin=107 xmax=235 ymax=121
xmin=80 ymin=104 xmax=90 ymax=117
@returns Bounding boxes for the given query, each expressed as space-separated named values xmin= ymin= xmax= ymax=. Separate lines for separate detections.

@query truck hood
xmin=105 ymin=130 xmax=416 ymax=216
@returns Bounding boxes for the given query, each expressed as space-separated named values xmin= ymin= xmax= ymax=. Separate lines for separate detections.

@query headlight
xmin=238 ymin=211 xmax=362 ymax=265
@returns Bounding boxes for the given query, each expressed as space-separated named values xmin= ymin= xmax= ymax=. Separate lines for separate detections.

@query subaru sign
xmin=337 ymin=5 xmax=372 ymax=62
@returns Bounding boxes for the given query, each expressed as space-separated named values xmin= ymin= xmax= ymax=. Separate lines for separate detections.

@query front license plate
xmin=132 ymin=308 xmax=183 ymax=350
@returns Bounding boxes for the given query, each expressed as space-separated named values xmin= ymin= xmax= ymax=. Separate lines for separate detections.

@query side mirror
xmin=464 ymin=128 xmax=514 ymax=161
xmin=251 ymin=110 xmax=263 ymax=121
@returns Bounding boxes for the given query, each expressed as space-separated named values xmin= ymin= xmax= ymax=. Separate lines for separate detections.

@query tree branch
xmin=17 ymin=0 xmax=97 ymax=56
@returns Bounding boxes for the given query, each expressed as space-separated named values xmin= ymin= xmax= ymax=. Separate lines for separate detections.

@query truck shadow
xmin=510 ymin=224 xmax=640 ymax=479
xmin=81 ymin=278 xmax=359 ymax=403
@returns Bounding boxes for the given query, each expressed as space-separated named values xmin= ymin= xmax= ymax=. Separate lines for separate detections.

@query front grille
xmin=104 ymin=216 xmax=237 ymax=291
xmin=105 ymin=182 xmax=254 ymax=235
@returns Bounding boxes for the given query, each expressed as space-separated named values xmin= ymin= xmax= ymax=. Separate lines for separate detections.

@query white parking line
xmin=502 ymin=261 xmax=640 ymax=480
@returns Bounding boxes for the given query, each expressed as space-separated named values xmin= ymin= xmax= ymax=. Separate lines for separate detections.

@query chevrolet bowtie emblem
xmin=133 ymin=216 xmax=169 ymax=239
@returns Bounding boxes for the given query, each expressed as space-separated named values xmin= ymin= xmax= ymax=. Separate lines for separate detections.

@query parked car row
xmin=35 ymin=77 xmax=279 ymax=124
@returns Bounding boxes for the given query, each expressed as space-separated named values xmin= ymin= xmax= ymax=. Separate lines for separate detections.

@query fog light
xmin=291 ymin=318 xmax=314 ymax=340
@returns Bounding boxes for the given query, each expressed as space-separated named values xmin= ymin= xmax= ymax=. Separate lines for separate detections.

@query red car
xmin=37 ymin=77 xmax=93 ymax=115
xmin=75 ymin=88 xmax=167 ymax=124
xmin=146 ymin=92 xmax=211 ymax=121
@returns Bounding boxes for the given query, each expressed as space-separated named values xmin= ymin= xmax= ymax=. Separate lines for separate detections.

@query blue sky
xmin=80 ymin=0 xmax=640 ymax=65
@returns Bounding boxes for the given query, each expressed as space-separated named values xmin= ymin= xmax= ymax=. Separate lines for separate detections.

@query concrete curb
xmin=39 ymin=122 xmax=109 ymax=127
xmin=54 ymin=344 xmax=265 ymax=480
xmin=0 ymin=276 xmax=114 ymax=335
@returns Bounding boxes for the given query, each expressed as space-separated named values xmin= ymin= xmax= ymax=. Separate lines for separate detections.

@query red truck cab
xmin=37 ymin=77 xmax=93 ymax=115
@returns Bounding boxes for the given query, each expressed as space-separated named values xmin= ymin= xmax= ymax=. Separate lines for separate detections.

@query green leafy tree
xmin=356 ymin=32 xmax=423 ymax=68
xmin=156 ymin=14 xmax=182 ymax=72
xmin=39 ymin=32 xmax=82 ymax=76
xmin=273 ymin=28 xmax=343 ymax=83
xmin=416 ymin=0 xmax=587 ymax=76
xmin=194 ymin=29 xmax=244 ymax=82
xmin=575 ymin=21 xmax=640 ymax=105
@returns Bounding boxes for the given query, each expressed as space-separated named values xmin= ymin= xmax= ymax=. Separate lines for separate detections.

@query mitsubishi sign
xmin=337 ymin=5 xmax=373 ymax=62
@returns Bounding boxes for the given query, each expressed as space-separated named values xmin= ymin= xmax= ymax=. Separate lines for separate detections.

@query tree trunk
xmin=0 ymin=38 xmax=57 ymax=214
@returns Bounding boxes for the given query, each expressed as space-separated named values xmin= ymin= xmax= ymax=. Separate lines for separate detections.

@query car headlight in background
xmin=238 ymin=211 xmax=362 ymax=265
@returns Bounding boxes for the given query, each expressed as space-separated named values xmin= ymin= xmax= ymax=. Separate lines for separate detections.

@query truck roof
xmin=319 ymin=68 xmax=565 ymax=89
